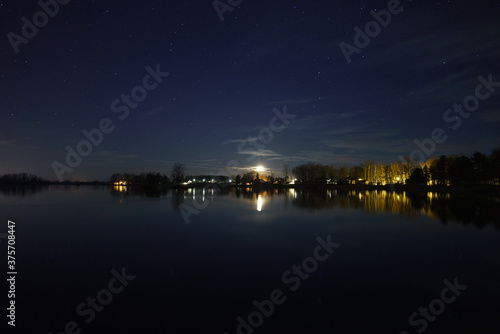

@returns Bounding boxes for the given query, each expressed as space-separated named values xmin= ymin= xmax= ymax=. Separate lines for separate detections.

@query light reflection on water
xmin=156 ymin=187 xmax=500 ymax=229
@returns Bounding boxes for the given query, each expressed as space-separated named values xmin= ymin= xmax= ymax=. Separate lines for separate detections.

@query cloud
xmin=321 ymin=126 xmax=364 ymax=136
xmin=0 ymin=139 xmax=16 ymax=148
xmin=236 ymin=149 xmax=281 ymax=157
xmin=291 ymin=110 xmax=374 ymax=131
xmin=223 ymin=137 xmax=260 ymax=145
xmin=359 ymin=10 xmax=500 ymax=71
xmin=142 ymin=105 xmax=166 ymax=117
xmin=268 ymin=155 xmax=310 ymax=162
xmin=93 ymin=151 xmax=138 ymax=160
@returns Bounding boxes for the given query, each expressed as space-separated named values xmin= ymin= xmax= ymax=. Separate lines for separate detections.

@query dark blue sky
xmin=1 ymin=0 xmax=499 ymax=181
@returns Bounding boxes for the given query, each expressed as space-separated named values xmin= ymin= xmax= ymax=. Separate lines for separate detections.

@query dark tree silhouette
xmin=407 ymin=168 xmax=429 ymax=185
xmin=448 ymin=156 xmax=474 ymax=185
xmin=283 ymin=164 xmax=290 ymax=180
xmin=0 ymin=173 xmax=46 ymax=185
xmin=171 ymin=163 xmax=185 ymax=184
xmin=110 ymin=173 xmax=122 ymax=183
xmin=430 ymin=155 xmax=449 ymax=185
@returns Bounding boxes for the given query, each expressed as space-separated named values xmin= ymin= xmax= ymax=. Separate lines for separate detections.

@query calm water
xmin=1 ymin=186 xmax=500 ymax=334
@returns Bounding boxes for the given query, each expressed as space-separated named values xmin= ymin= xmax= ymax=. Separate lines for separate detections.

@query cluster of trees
xmin=408 ymin=149 xmax=500 ymax=186
xmin=293 ymin=163 xmax=360 ymax=184
xmin=110 ymin=172 xmax=169 ymax=185
xmin=291 ymin=161 xmax=413 ymax=185
xmin=108 ymin=147 xmax=500 ymax=188
xmin=224 ymin=147 xmax=500 ymax=187
xmin=291 ymin=147 xmax=500 ymax=186
xmin=0 ymin=173 xmax=48 ymax=185
xmin=235 ymin=171 xmax=280 ymax=185
xmin=110 ymin=163 xmax=186 ymax=186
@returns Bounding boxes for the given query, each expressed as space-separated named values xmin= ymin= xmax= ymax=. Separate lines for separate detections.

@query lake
xmin=1 ymin=185 xmax=500 ymax=334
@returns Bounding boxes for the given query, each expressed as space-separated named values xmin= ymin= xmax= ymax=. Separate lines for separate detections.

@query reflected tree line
xmin=290 ymin=189 xmax=500 ymax=229
xmin=287 ymin=188 xmax=500 ymax=229
xmin=107 ymin=185 xmax=500 ymax=229
xmin=4 ymin=176 xmax=496 ymax=230
xmin=0 ymin=173 xmax=50 ymax=196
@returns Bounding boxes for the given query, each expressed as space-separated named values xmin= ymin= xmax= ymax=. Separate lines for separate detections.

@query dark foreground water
xmin=1 ymin=185 xmax=500 ymax=334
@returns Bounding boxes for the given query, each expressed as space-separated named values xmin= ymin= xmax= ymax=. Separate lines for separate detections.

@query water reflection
xmin=109 ymin=185 xmax=170 ymax=198
xmin=0 ymin=185 xmax=50 ymax=197
xmin=113 ymin=184 xmax=127 ymax=193
xmin=106 ymin=186 xmax=500 ymax=228
xmin=257 ymin=194 xmax=263 ymax=212
xmin=230 ymin=188 xmax=500 ymax=229
xmin=5 ymin=185 xmax=498 ymax=229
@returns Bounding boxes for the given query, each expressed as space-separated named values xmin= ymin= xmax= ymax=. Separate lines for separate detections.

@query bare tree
xmin=283 ymin=164 xmax=290 ymax=181
xmin=171 ymin=163 xmax=185 ymax=184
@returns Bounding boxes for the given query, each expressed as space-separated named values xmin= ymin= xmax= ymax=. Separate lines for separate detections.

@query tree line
xmin=291 ymin=147 xmax=500 ymax=186
xmin=0 ymin=173 xmax=48 ymax=185
xmin=409 ymin=149 xmax=500 ymax=186
xmin=2 ymin=147 xmax=499 ymax=187
xmin=110 ymin=163 xmax=186 ymax=185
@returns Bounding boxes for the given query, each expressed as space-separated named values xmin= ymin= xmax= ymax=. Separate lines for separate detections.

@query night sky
xmin=1 ymin=0 xmax=499 ymax=181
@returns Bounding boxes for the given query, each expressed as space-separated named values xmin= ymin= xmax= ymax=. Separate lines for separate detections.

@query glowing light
xmin=255 ymin=166 xmax=265 ymax=172
xmin=257 ymin=194 xmax=263 ymax=212
xmin=114 ymin=185 xmax=127 ymax=192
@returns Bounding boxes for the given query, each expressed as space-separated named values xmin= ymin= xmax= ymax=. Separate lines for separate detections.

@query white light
xmin=257 ymin=194 xmax=263 ymax=212
xmin=255 ymin=166 xmax=265 ymax=172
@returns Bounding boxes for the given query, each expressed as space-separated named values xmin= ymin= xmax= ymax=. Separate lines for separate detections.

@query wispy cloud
xmin=223 ymin=137 xmax=259 ymax=145
xmin=268 ymin=155 xmax=310 ymax=162
xmin=291 ymin=110 xmax=374 ymax=131
xmin=236 ymin=149 xmax=281 ymax=157
xmin=358 ymin=10 xmax=500 ymax=71
xmin=142 ymin=105 xmax=167 ymax=117
xmin=0 ymin=139 xmax=16 ymax=148
xmin=93 ymin=151 xmax=138 ymax=160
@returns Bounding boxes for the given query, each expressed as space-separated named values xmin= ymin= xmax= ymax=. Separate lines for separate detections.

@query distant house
xmin=336 ymin=178 xmax=351 ymax=185
xmin=252 ymin=178 xmax=267 ymax=186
